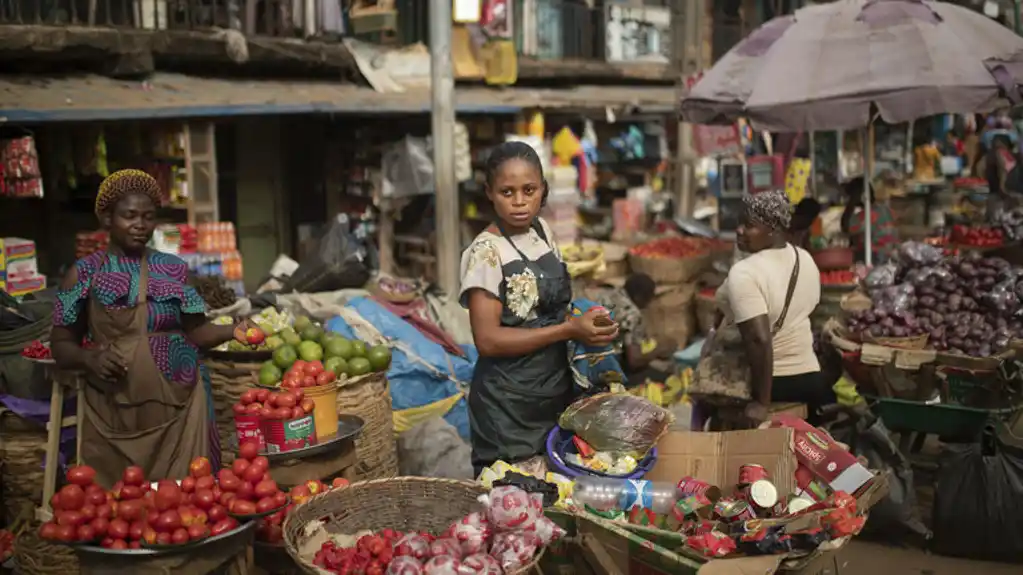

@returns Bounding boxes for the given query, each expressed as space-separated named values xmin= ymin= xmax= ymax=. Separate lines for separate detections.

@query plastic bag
xmin=490 ymin=532 xmax=539 ymax=573
xmin=521 ymin=515 xmax=566 ymax=545
xmin=902 ymin=265 xmax=953 ymax=286
xmin=894 ymin=241 xmax=944 ymax=267
xmin=460 ymin=554 xmax=502 ymax=575
xmin=393 ymin=533 xmax=432 ymax=561
xmin=865 ymin=262 xmax=899 ymax=290
xmin=428 ymin=538 xmax=463 ymax=560
xmin=984 ymin=279 xmax=1021 ymax=317
xmin=932 ymin=426 xmax=1023 ymax=562
xmin=559 ymin=393 xmax=673 ymax=456
xmin=423 ymin=556 xmax=463 ymax=575
xmin=444 ymin=513 xmax=490 ymax=556
xmin=485 ymin=486 xmax=542 ymax=532
xmin=870 ymin=283 xmax=915 ymax=315
xmin=382 ymin=136 xmax=435 ymax=198
xmin=387 ymin=556 xmax=425 ymax=575
xmin=283 ymin=214 xmax=374 ymax=293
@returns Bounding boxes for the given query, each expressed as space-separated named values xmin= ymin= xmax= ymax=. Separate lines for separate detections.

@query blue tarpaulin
xmin=325 ymin=297 xmax=472 ymax=438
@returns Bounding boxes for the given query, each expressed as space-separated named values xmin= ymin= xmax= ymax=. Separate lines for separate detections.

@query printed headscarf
xmin=94 ymin=169 xmax=162 ymax=217
xmin=742 ymin=189 xmax=791 ymax=232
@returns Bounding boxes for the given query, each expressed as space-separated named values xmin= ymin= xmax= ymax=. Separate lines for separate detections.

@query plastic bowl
xmin=544 ymin=425 xmax=656 ymax=479
xmin=811 ymin=247 xmax=854 ymax=271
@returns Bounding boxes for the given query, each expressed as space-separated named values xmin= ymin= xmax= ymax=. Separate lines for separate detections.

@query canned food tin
xmin=787 ymin=495 xmax=815 ymax=515
xmin=676 ymin=477 xmax=722 ymax=502
xmin=737 ymin=463 xmax=769 ymax=485
xmin=682 ymin=519 xmax=719 ymax=536
xmin=742 ymin=480 xmax=779 ymax=510
xmin=713 ymin=498 xmax=757 ymax=522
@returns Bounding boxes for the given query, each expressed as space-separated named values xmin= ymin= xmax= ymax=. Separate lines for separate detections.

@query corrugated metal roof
xmin=0 ymin=73 xmax=675 ymax=123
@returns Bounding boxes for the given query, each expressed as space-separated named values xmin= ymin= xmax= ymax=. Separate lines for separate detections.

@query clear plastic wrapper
xmin=521 ymin=515 xmax=566 ymax=546
xmin=444 ymin=512 xmax=491 ymax=556
xmin=485 ymin=486 xmax=542 ymax=532
xmin=557 ymin=393 xmax=672 ymax=456
xmin=423 ymin=556 xmax=463 ymax=575
xmin=870 ymin=283 xmax=915 ymax=315
xmin=394 ymin=533 xmax=432 ymax=560
xmin=459 ymin=554 xmax=503 ymax=575
xmin=387 ymin=556 xmax=425 ymax=575
xmin=903 ymin=265 xmax=953 ymax=285
xmin=895 ymin=241 xmax=944 ymax=267
xmin=490 ymin=532 xmax=539 ymax=573
xmin=983 ymin=279 xmax=1021 ymax=317
xmin=865 ymin=262 xmax=899 ymax=290
xmin=428 ymin=538 xmax=464 ymax=559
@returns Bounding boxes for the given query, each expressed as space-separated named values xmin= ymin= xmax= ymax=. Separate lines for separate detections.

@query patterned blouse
xmin=458 ymin=219 xmax=562 ymax=321
xmin=53 ymin=251 xmax=208 ymax=387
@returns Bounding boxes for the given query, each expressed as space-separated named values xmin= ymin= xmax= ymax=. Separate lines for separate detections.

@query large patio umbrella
xmin=681 ymin=0 xmax=1023 ymax=132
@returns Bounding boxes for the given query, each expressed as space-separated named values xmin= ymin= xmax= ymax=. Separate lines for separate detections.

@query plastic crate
xmin=866 ymin=395 xmax=1023 ymax=441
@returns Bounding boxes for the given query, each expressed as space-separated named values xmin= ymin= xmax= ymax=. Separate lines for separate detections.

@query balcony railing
xmin=0 ymin=0 xmax=671 ymax=65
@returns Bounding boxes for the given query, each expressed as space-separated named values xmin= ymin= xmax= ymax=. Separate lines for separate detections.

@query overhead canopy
xmin=0 ymin=73 xmax=676 ymax=123
xmin=681 ymin=0 xmax=1023 ymax=131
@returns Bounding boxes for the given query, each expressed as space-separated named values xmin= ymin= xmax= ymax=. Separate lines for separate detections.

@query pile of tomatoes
xmin=316 ymin=531 xmax=401 ymax=575
xmin=215 ymin=441 xmax=288 ymax=517
xmin=281 ymin=359 xmax=337 ymax=390
xmin=233 ymin=387 xmax=315 ymax=422
xmin=819 ymin=270 xmax=856 ymax=285
xmin=255 ymin=476 xmax=350 ymax=545
xmin=20 ymin=340 xmax=51 ymax=360
xmin=950 ymin=225 xmax=1004 ymax=247
xmin=38 ymin=461 xmax=242 ymax=549
xmin=629 ymin=237 xmax=713 ymax=260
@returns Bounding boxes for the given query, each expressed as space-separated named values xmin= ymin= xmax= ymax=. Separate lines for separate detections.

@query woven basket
xmin=15 ymin=527 xmax=79 ymax=574
xmin=628 ymin=252 xmax=711 ymax=284
xmin=0 ymin=412 xmax=47 ymax=522
xmin=204 ymin=358 xmax=264 ymax=466
xmin=935 ymin=349 xmax=1014 ymax=372
xmin=335 ymin=372 xmax=398 ymax=480
xmin=695 ymin=293 xmax=717 ymax=336
xmin=283 ymin=477 xmax=543 ymax=575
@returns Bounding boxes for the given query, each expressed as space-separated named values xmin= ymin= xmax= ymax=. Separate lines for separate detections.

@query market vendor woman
xmin=460 ymin=142 xmax=618 ymax=476
xmin=51 ymin=169 xmax=253 ymax=487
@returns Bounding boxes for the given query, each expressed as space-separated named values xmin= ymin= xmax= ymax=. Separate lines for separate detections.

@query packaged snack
xmin=444 ymin=512 xmax=491 ymax=556
xmin=428 ymin=537 xmax=463 ymax=559
xmin=523 ymin=516 xmax=566 ymax=546
xmin=393 ymin=533 xmax=432 ymax=561
xmin=459 ymin=553 xmax=502 ymax=575
xmin=423 ymin=556 xmax=463 ymax=575
xmin=486 ymin=486 xmax=542 ymax=531
xmin=386 ymin=556 xmax=425 ymax=575
xmin=490 ymin=532 xmax=539 ymax=572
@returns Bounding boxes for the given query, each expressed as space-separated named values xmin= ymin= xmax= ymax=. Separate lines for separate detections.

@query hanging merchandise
xmin=784 ymin=157 xmax=812 ymax=204
xmin=481 ymin=0 xmax=512 ymax=38
xmin=454 ymin=122 xmax=473 ymax=183
xmin=551 ymin=127 xmax=582 ymax=166
xmin=1 ymin=135 xmax=44 ymax=198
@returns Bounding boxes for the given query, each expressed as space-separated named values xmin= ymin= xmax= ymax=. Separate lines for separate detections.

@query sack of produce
xmin=558 ymin=393 xmax=672 ymax=457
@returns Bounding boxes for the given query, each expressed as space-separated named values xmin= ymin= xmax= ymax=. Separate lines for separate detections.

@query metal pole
xmin=863 ymin=124 xmax=874 ymax=267
xmin=675 ymin=0 xmax=703 ymax=218
xmin=431 ymin=1 xmax=459 ymax=296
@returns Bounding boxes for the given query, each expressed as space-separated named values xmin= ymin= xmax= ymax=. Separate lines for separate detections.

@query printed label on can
xmin=746 ymin=480 xmax=779 ymax=509
xmin=261 ymin=415 xmax=317 ymax=453
xmin=234 ymin=414 xmax=265 ymax=451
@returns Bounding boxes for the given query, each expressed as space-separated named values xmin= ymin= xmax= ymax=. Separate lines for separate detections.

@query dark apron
xmin=80 ymin=251 xmax=210 ymax=488
xmin=469 ymin=220 xmax=573 ymax=472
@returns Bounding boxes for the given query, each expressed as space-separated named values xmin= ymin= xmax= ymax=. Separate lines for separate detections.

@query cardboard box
xmin=771 ymin=415 xmax=874 ymax=495
xmin=5 ymin=274 xmax=45 ymax=297
xmin=4 ymin=257 xmax=37 ymax=278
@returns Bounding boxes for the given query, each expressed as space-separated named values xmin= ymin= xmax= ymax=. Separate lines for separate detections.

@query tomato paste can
xmin=676 ymin=477 xmax=722 ymax=502
xmin=740 ymin=480 xmax=779 ymax=511
xmin=713 ymin=498 xmax=756 ymax=522
xmin=260 ymin=414 xmax=317 ymax=454
xmin=233 ymin=414 xmax=265 ymax=452
xmin=737 ymin=463 xmax=769 ymax=486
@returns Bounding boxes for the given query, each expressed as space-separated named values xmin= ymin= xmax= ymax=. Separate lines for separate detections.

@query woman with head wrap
xmin=50 ymin=169 xmax=256 ymax=487
xmin=840 ymin=176 xmax=898 ymax=264
xmin=715 ymin=190 xmax=832 ymax=424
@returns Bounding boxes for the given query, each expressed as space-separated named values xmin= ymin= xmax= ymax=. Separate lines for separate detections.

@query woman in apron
xmin=50 ymin=169 xmax=254 ymax=487
xmin=459 ymin=142 xmax=618 ymax=476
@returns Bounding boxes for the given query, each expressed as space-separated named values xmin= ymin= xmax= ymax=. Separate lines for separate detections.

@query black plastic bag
xmin=283 ymin=215 xmax=375 ymax=294
xmin=932 ymin=425 xmax=1023 ymax=563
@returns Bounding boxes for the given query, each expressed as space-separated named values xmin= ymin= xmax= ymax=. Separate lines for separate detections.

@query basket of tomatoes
xmin=628 ymin=237 xmax=715 ymax=284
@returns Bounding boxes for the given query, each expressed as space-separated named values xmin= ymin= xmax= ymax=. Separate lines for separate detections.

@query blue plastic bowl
xmin=544 ymin=425 xmax=656 ymax=479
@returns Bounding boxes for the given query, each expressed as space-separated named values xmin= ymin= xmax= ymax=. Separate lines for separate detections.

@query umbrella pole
xmin=863 ymin=122 xmax=875 ymax=267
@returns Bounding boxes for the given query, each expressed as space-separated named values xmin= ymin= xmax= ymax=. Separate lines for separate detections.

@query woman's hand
xmin=85 ymin=346 xmax=126 ymax=383
xmin=569 ymin=309 xmax=619 ymax=346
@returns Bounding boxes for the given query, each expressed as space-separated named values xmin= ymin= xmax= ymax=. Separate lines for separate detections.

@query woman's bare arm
xmin=181 ymin=314 xmax=238 ymax=350
xmin=467 ymin=289 xmax=573 ymax=358
xmin=737 ymin=315 xmax=774 ymax=405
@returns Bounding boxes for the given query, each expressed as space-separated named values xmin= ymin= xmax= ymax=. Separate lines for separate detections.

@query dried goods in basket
xmin=283 ymin=477 xmax=551 ymax=575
